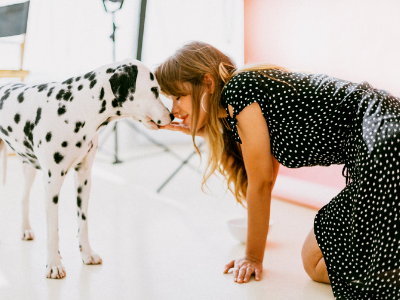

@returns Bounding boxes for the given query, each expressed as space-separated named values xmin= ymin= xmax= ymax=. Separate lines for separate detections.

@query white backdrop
xmin=0 ymin=0 xmax=244 ymax=149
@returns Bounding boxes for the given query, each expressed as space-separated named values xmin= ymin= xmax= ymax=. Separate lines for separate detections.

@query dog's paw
xmin=46 ymin=264 xmax=66 ymax=279
xmin=81 ymin=252 xmax=102 ymax=265
xmin=22 ymin=229 xmax=34 ymax=241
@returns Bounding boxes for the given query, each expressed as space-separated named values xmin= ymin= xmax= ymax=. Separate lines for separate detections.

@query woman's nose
xmin=171 ymin=102 xmax=180 ymax=115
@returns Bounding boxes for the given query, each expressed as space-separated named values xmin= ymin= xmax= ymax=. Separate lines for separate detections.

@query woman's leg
xmin=301 ymin=227 xmax=330 ymax=284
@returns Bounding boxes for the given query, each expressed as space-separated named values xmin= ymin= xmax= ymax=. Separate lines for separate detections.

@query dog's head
xmin=109 ymin=59 xmax=172 ymax=129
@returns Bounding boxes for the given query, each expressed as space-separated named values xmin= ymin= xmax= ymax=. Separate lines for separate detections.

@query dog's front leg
xmin=44 ymin=172 xmax=66 ymax=279
xmin=21 ymin=163 xmax=36 ymax=240
xmin=75 ymin=134 xmax=102 ymax=265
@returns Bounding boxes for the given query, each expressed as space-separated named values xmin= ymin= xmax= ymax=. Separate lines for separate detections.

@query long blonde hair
xmin=155 ymin=41 xmax=288 ymax=205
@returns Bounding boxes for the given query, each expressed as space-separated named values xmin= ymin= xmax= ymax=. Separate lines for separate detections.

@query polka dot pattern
xmin=222 ymin=70 xmax=400 ymax=299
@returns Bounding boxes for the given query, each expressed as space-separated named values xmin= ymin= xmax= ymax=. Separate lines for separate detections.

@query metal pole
xmin=136 ymin=0 xmax=147 ymax=61
xmin=111 ymin=11 xmax=122 ymax=164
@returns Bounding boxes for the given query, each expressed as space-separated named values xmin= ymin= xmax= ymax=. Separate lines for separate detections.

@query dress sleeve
xmin=222 ymin=71 xmax=268 ymax=144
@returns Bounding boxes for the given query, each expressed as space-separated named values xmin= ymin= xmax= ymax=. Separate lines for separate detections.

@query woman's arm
xmin=271 ymin=156 xmax=280 ymax=190
xmin=224 ymin=101 xmax=275 ymax=283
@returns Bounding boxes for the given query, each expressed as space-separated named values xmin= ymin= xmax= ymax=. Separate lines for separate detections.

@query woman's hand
xmin=159 ymin=122 xmax=205 ymax=137
xmin=223 ymin=257 xmax=263 ymax=283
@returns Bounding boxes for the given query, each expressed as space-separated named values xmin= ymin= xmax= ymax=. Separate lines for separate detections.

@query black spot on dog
xmin=7 ymin=126 xmax=12 ymax=132
xmin=84 ymin=71 xmax=93 ymax=79
xmin=78 ymin=85 xmax=83 ymax=91
xmin=109 ymin=64 xmax=138 ymax=107
xmin=90 ymin=80 xmax=97 ymax=89
xmin=23 ymin=140 xmax=33 ymax=151
xmin=35 ymin=107 xmax=42 ymax=125
xmin=48 ymin=170 xmax=51 ymax=178
xmin=75 ymin=76 xmax=81 ymax=82
xmin=62 ymin=141 xmax=68 ymax=147
xmin=74 ymin=122 xmax=84 ymax=133
xmin=37 ymin=84 xmax=48 ymax=92
xmin=99 ymin=88 xmax=105 ymax=100
xmin=61 ymin=170 xmax=64 ymax=176
xmin=99 ymin=100 xmax=107 ymax=114
xmin=0 ymin=126 xmax=9 ymax=136
xmin=96 ymin=117 xmax=111 ymax=130
xmin=82 ymin=213 xmax=86 ymax=220
xmin=14 ymin=114 xmax=20 ymax=124
xmin=106 ymin=68 xmax=115 ymax=73
xmin=47 ymin=87 xmax=55 ymax=97
xmin=23 ymin=121 xmax=34 ymax=146
xmin=151 ymin=87 xmax=159 ymax=98
xmin=129 ymin=96 xmax=134 ymax=101
xmin=58 ymin=105 xmax=66 ymax=115
xmin=17 ymin=92 xmax=23 ymax=103
xmin=56 ymin=89 xmax=65 ymax=100
xmin=26 ymin=152 xmax=37 ymax=159
xmin=77 ymin=196 xmax=82 ymax=208
xmin=63 ymin=91 xmax=72 ymax=101
xmin=111 ymin=98 xmax=119 ymax=108
xmin=54 ymin=152 xmax=64 ymax=164
xmin=88 ymin=73 xmax=95 ymax=81
xmin=46 ymin=132 xmax=52 ymax=142
xmin=150 ymin=72 xmax=154 ymax=81
xmin=53 ymin=195 xmax=58 ymax=204
xmin=84 ymin=179 xmax=88 ymax=185
xmin=83 ymin=135 xmax=86 ymax=141
xmin=62 ymin=77 xmax=74 ymax=85
xmin=76 ymin=141 xmax=81 ymax=148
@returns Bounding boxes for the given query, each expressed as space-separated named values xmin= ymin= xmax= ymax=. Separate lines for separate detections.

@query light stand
xmin=102 ymin=0 xmax=124 ymax=164
xmin=100 ymin=0 xmax=204 ymax=192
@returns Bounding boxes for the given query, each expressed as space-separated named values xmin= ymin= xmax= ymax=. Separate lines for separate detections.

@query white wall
xmin=0 ymin=0 xmax=244 ymax=152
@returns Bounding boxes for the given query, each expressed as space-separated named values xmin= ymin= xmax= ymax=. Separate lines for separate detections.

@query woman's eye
xmin=176 ymin=96 xmax=180 ymax=101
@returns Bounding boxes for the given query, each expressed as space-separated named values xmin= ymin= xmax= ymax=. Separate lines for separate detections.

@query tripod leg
xmin=113 ymin=123 xmax=122 ymax=164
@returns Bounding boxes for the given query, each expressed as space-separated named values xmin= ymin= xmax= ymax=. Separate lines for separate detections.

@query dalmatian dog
xmin=0 ymin=58 xmax=173 ymax=279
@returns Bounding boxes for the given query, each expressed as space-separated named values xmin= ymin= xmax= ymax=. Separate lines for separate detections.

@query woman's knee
xmin=301 ymin=228 xmax=330 ymax=284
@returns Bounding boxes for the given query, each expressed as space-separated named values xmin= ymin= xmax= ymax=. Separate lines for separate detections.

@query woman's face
xmin=170 ymin=93 xmax=209 ymax=132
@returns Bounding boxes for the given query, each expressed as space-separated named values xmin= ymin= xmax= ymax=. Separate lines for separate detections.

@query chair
xmin=0 ymin=1 xmax=30 ymax=82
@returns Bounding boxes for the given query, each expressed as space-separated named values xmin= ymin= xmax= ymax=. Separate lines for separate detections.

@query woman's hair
xmin=154 ymin=41 xmax=287 ymax=206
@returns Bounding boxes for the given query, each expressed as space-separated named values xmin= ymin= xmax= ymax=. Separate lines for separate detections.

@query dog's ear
xmin=109 ymin=64 xmax=138 ymax=107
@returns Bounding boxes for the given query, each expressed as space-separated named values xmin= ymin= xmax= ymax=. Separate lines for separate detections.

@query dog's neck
xmin=92 ymin=79 xmax=130 ymax=132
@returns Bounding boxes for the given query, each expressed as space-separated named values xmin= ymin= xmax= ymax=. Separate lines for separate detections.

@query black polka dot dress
xmin=222 ymin=69 xmax=400 ymax=299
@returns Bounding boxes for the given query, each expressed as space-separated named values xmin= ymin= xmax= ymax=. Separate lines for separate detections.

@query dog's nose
xmin=169 ymin=113 xmax=174 ymax=121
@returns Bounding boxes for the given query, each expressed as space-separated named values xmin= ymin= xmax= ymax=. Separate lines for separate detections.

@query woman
xmin=155 ymin=41 xmax=400 ymax=299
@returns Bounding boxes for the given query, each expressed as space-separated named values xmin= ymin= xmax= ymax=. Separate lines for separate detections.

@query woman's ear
xmin=203 ymin=74 xmax=215 ymax=94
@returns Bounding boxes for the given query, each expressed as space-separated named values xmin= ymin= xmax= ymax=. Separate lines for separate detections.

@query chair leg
xmin=21 ymin=36 xmax=26 ymax=71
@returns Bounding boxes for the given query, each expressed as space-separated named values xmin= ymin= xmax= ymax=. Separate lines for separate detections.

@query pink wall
xmin=244 ymin=0 xmax=400 ymax=207
xmin=244 ymin=0 xmax=400 ymax=96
